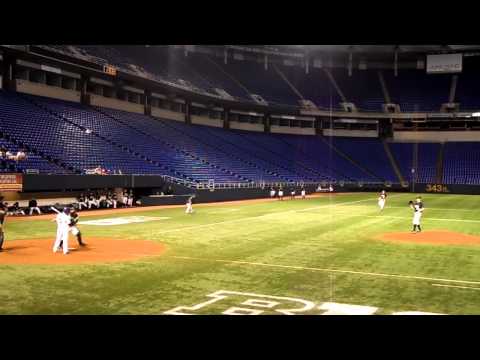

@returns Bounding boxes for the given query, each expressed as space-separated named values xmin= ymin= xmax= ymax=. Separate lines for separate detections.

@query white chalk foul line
xmin=168 ymin=255 xmax=480 ymax=286
xmin=432 ymin=284 xmax=480 ymax=291
xmin=155 ymin=195 xmax=404 ymax=235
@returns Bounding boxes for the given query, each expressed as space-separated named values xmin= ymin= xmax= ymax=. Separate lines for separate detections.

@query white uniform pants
xmin=53 ymin=227 xmax=69 ymax=254
xmin=29 ymin=207 xmax=41 ymax=215
xmin=413 ymin=213 xmax=422 ymax=225
xmin=378 ymin=199 xmax=385 ymax=210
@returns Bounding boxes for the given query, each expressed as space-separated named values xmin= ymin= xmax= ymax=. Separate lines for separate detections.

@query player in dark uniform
xmin=69 ymin=208 xmax=84 ymax=246
xmin=59 ymin=208 xmax=85 ymax=248
xmin=0 ymin=203 xmax=6 ymax=251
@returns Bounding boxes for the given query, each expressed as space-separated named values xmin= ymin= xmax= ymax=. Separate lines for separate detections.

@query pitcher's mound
xmin=0 ymin=237 xmax=166 ymax=265
xmin=379 ymin=230 xmax=480 ymax=246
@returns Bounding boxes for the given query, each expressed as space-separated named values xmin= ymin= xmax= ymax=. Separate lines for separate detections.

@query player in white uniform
xmin=52 ymin=207 xmax=71 ymax=255
xmin=185 ymin=195 xmax=195 ymax=214
xmin=290 ymin=189 xmax=296 ymax=200
xmin=278 ymin=189 xmax=284 ymax=201
xmin=270 ymin=188 xmax=276 ymax=198
xmin=301 ymin=188 xmax=306 ymax=199
xmin=409 ymin=199 xmax=424 ymax=233
xmin=378 ymin=190 xmax=387 ymax=211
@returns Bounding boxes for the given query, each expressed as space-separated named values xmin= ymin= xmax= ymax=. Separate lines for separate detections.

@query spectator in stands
xmin=28 ymin=198 xmax=42 ymax=215
xmin=15 ymin=149 xmax=27 ymax=162
xmin=5 ymin=150 xmax=14 ymax=162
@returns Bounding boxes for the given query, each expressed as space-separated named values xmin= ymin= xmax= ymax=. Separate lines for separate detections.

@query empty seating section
xmin=6 ymin=90 xmax=480 ymax=186
xmin=0 ymin=137 xmax=66 ymax=174
xmin=383 ymin=70 xmax=450 ymax=112
xmin=279 ymin=66 xmax=341 ymax=109
xmin=443 ymin=143 xmax=480 ymax=185
xmin=327 ymin=138 xmax=396 ymax=182
xmin=231 ymin=131 xmax=333 ymax=182
xmin=281 ymin=135 xmax=377 ymax=182
xmin=94 ymin=107 xmax=255 ymax=183
xmin=331 ymin=69 xmax=385 ymax=111
xmin=202 ymin=127 xmax=322 ymax=182
xmin=0 ymin=91 xmax=160 ymax=175
xmin=29 ymin=95 xmax=249 ymax=183
xmin=417 ymin=143 xmax=440 ymax=183
xmin=100 ymin=107 xmax=317 ymax=182
xmin=128 ymin=118 xmax=285 ymax=183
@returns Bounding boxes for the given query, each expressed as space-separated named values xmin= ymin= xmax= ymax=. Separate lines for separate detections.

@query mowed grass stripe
xmin=168 ymin=255 xmax=480 ymax=286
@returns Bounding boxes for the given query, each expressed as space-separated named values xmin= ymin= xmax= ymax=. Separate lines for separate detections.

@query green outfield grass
xmin=2 ymin=192 xmax=480 ymax=315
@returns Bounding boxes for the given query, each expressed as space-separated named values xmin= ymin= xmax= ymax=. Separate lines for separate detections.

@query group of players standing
xmin=76 ymin=190 xmax=134 ymax=210
xmin=378 ymin=190 xmax=425 ymax=233
xmin=270 ymin=187 xmax=307 ymax=200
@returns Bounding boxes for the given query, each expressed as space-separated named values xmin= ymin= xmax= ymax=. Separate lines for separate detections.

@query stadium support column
xmin=185 ymin=100 xmax=191 ymax=124
xmin=264 ymin=113 xmax=271 ymax=133
xmin=144 ymin=89 xmax=152 ymax=116
xmin=224 ymin=108 xmax=230 ymax=129
xmin=2 ymin=53 xmax=16 ymax=92
xmin=314 ymin=117 xmax=322 ymax=135
xmin=80 ymin=74 xmax=90 ymax=105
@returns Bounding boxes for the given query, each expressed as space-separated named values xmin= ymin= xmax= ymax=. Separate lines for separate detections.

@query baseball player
xmin=409 ymin=199 xmax=424 ymax=233
xmin=69 ymin=208 xmax=84 ymax=246
xmin=127 ymin=191 xmax=134 ymax=207
xmin=270 ymin=188 xmax=276 ymax=199
xmin=185 ymin=195 xmax=195 ymax=214
xmin=378 ymin=190 xmax=387 ymax=211
xmin=290 ymin=189 xmax=296 ymax=200
xmin=52 ymin=207 xmax=71 ymax=255
xmin=301 ymin=187 xmax=306 ymax=199
xmin=58 ymin=208 xmax=85 ymax=247
xmin=278 ymin=188 xmax=284 ymax=201
xmin=77 ymin=194 xmax=88 ymax=211
xmin=28 ymin=198 xmax=42 ymax=215
xmin=0 ymin=203 xmax=6 ymax=251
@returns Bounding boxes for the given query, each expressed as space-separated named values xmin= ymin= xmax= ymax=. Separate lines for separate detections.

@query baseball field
xmin=1 ymin=192 xmax=480 ymax=315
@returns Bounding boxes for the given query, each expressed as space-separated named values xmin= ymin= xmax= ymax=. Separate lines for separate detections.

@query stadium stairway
xmin=272 ymin=64 xmax=304 ymax=103
xmin=382 ymin=140 xmax=405 ymax=184
xmin=323 ymin=69 xmax=348 ymax=104
xmin=378 ymin=71 xmax=392 ymax=105
xmin=436 ymin=143 xmax=445 ymax=184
